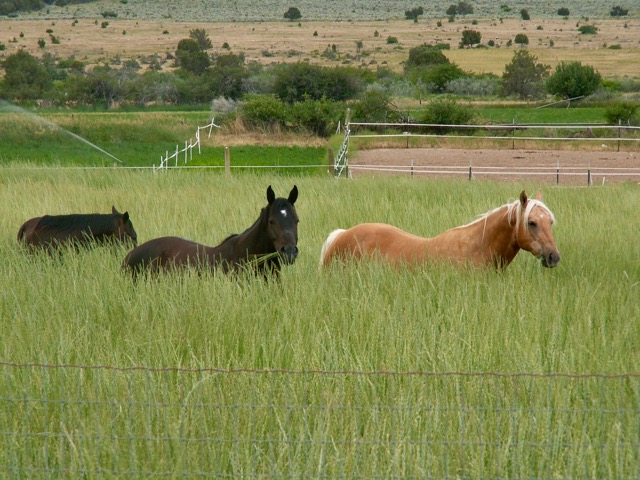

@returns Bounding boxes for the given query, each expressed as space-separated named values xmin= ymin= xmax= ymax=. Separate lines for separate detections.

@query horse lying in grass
xmin=320 ymin=190 xmax=559 ymax=269
xmin=17 ymin=206 xmax=137 ymax=250
xmin=123 ymin=185 xmax=299 ymax=278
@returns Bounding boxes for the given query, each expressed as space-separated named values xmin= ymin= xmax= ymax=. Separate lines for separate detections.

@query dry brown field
xmin=1 ymin=15 xmax=639 ymax=78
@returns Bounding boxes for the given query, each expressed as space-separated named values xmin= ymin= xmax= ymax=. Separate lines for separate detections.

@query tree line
xmin=1 ymin=29 xmax=637 ymax=135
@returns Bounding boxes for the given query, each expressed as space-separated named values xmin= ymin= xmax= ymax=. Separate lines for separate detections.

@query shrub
xmin=604 ymin=102 xmax=638 ymax=125
xmin=546 ymin=61 xmax=602 ymax=99
xmin=290 ymin=99 xmax=343 ymax=137
xmin=557 ymin=7 xmax=570 ymax=16
xmin=386 ymin=36 xmax=399 ymax=44
xmin=514 ymin=33 xmax=529 ymax=46
xmin=459 ymin=29 xmax=481 ymax=48
xmin=417 ymin=98 xmax=475 ymax=132
xmin=284 ymin=7 xmax=302 ymax=21
xmin=271 ymin=63 xmax=364 ymax=103
xmin=520 ymin=9 xmax=530 ymax=20
xmin=351 ymin=88 xmax=403 ymax=123
xmin=405 ymin=44 xmax=450 ymax=71
xmin=610 ymin=5 xmax=629 ymax=16
xmin=501 ymin=50 xmax=550 ymax=99
xmin=240 ymin=95 xmax=287 ymax=130
xmin=578 ymin=25 xmax=598 ymax=34
xmin=445 ymin=75 xmax=500 ymax=97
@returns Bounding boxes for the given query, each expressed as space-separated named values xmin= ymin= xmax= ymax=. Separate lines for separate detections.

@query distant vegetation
xmin=2 ymin=1 xmax=630 ymax=21
xmin=0 ymin=0 xmax=99 ymax=16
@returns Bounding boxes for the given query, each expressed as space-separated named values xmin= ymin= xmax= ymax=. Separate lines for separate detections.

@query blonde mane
xmin=462 ymin=198 xmax=555 ymax=231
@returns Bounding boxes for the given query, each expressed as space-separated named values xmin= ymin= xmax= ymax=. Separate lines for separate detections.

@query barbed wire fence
xmin=1 ymin=361 xmax=638 ymax=478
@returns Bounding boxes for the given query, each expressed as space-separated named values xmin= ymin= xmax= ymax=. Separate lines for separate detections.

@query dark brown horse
xmin=17 ymin=206 xmax=137 ymax=250
xmin=123 ymin=185 xmax=299 ymax=277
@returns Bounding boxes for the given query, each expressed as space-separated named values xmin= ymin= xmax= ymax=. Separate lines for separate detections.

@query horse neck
xmin=437 ymin=204 xmax=520 ymax=268
xmin=473 ymin=204 xmax=520 ymax=267
xmin=222 ymin=209 xmax=273 ymax=258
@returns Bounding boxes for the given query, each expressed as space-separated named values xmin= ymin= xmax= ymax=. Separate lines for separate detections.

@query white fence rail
xmin=155 ymin=119 xmax=220 ymax=170
xmin=335 ymin=115 xmax=640 ymax=179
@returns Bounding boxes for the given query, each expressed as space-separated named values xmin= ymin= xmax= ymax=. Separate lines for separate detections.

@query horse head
xmin=514 ymin=191 xmax=560 ymax=268
xmin=112 ymin=206 xmax=138 ymax=246
xmin=265 ymin=185 xmax=299 ymax=265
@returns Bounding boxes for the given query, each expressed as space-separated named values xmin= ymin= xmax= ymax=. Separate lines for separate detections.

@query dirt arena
xmin=349 ymin=148 xmax=640 ymax=185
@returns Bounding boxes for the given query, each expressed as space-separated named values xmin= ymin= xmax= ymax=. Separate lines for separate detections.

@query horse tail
xmin=17 ymin=223 xmax=27 ymax=243
xmin=319 ymin=229 xmax=346 ymax=267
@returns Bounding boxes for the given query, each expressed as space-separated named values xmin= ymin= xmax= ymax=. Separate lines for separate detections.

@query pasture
xmin=1 ymin=167 xmax=638 ymax=477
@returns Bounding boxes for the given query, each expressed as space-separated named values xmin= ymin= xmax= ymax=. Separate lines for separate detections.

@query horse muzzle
xmin=279 ymin=245 xmax=299 ymax=265
xmin=540 ymin=251 xmax=560 ymax=268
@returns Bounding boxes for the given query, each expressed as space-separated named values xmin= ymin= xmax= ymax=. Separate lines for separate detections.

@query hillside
xmin=12 ymin=0 xmax=635 ymax=22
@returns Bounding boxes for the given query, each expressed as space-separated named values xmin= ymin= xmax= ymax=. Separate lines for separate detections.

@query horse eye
xmin=528 ymin=221 xmax=537 ymax=228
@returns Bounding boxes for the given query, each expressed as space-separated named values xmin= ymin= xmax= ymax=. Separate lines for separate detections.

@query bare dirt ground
xmin=351 ymin=148 xmax=640 ymax=185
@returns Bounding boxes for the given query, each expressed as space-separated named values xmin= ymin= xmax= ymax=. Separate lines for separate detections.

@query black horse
xmin=123 ymin=185 xmax=299 ymax=277
xmin=17 ymin=206 xmax=137 ymax=250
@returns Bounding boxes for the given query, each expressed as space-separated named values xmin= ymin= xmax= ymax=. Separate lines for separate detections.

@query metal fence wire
xmin=1 ymin=363 xmax=638 ymax=479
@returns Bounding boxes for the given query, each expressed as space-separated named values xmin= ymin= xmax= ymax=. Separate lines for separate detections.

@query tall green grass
xmin=1 ymin=168 xmax=638 ymax=477
xmin=0 ymin=109 xmax=327 ymax=171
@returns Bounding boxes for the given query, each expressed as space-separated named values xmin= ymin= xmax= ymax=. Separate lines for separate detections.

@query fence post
xmin=618 ymin=119 xmax=621 ymax=152
xmin=556 ymin=160 xmax=560 ymax=185
xmin=587 ymin=161 xmax=592 ymax=186
xmin=468 ymin=162 xmax=473 ymax=181
xmin=512 ymin=118 xmax=516 ymax=150
xmin=411 ymin=159 xmax=414 ymax=177
xmin=225 ymin=147 xmax=230 ymax=174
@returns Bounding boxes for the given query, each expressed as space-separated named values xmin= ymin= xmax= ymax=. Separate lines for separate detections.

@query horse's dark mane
xmin=38 ymin=213 xmax=117 ymax=235
xmin=219 ymin=198 xmax=294 ymax=246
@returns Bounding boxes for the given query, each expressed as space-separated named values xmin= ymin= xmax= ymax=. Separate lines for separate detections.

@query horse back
xmin=324 ymin=223 xmax=430 ymax=264
xmin=123 ymin=236 xmax=218 ymax=274
xmin=19 ymin=213 xmax=120 ymax=248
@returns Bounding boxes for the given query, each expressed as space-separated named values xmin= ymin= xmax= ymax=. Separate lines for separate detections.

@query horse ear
xmin=534 ymin=189 xmax=543 ymax=201
xmin=519 ymin=190 xmax=528 ymax=206
xmin=288 ymin=185 xmax=298 ymax=205
xmin=267 ymin=185 xmax=276 ymax=204
xmin=123 ymin=211 xmax=129 ymax=222
xmin=112 ymin=205 xmax=119 ymax=214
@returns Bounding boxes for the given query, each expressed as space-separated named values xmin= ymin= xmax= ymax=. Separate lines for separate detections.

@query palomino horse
xmin=123 ymin=185 xmax=299 ymax=277
xmin=320 ymin=190 xmax=559 ymax=269
xmin=17 ymin=206 xmax=137 ymax=250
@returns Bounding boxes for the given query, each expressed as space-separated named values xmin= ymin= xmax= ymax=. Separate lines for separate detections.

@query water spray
xmin=0 ymin=100 xmax=125 ymax=165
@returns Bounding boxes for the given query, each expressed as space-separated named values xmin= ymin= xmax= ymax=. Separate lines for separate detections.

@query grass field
xmin=1 ymin=167 xmax=638 ymax=477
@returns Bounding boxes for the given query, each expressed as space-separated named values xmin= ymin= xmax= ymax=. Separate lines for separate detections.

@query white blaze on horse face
xmin=280 ymin=209 xmax=287 ymax=217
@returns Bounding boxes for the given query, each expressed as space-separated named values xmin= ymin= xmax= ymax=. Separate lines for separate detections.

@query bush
xmin=405 ymin=44 xmax=450 ymax=71
xmin=271 ymin=63 xmax=364 ymax=103
xmin=604 ymin=102 xmax=638 ymax=125
xmin=290 ymin=99 xmax=343 ymax=137
xmin=501 ymin=50 xmax=550 ymax=99
xmin=351 ymin=88 xmax=404 ymax=123
xmin=578 ymin=25 xmax=598 ymax=34
xmin=557 ymin=7 xmax=570 ymax=16
xmin=417 ymin=98 xmax=475 ymax=133
xmin=444 ymin=75 xmax=500 ymax=97
xmin=546 ymin=61 xmax=602 ymax=99
xmin=610 ymin=5 xmax=629 ymax=16
xmin=239 ymin=95 xmax=287 ymax=130
xmin=386 ymin=36 xmax=399 ymax=44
